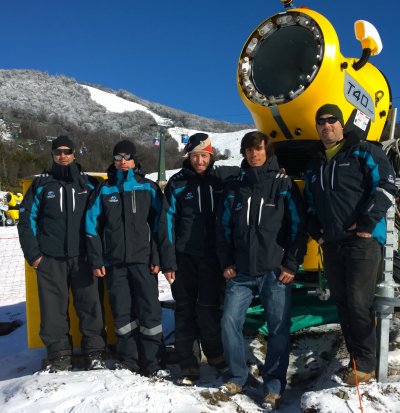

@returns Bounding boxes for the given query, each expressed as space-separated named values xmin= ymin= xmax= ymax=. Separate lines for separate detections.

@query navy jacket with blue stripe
xmin=304 ymin=134 xmax=396 ymax=245
xmin=85 ymin=165 xmax=162 ymax=268
xmin=158 ymin=160 xmax=239 ymax=272
xmin=216 ymin=156 xmax=307 ymax=276
xmin=18 ymin=162 xmax=97 ymax=265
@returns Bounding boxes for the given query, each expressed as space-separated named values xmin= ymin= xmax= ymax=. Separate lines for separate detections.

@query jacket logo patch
xmin=311 ymin=175 xmax=317 ymax=184
xmin=77 ymin=190 xmax=88 ymax=195
xmin=388 ymin=175 xmax=395 ymax=183
xmin=338 ymin=162 xmax=350 ymax=166
xmin=235 ymin=203 xmax=242 ymax=211
xmin=47 ymin=191 xmax=56 ymax=199
xmin=185 ymin=192 xmax=194 ymax=200
xmin=108 ymin=195 xmax=119 ymax=203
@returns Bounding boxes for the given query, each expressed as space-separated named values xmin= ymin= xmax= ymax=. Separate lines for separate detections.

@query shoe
xmin=181 ymin=367 xmax=200 ymax=381
xmin=85 ymin=351 xmax=106 ymax=370
xmin=46 ymin=355 xmax=72 ymax=373
xmin=150 ymin=369 xmax=171 ymax=379
xmin=219 ymin=382 xmax=242 ymax=395
xmin=337 ymin=367 xmax=375 ymax=386
xmin=262 ymin=392 xmax=281 ymax=410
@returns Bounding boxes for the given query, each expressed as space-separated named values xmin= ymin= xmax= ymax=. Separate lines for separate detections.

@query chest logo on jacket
xmin=184 ymin=192 xmax=194 ymax=200
xmin=46 ymin=191 xmax=56 ymax=199
xmin=235 ymin=202 xmax=243 ymax=211
xmin=107 ymin=195 xmax=119 ymax=203
xmin=311 ymin=175 xmax=317 ymax=184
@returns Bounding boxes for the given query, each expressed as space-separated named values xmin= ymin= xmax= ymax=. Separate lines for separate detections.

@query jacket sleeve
xmin=304 ymin=169 xmax=324 ymax=242
xmin=158 ymin=181 xmax=178 ymax=271
xmin=282 ymin=179 xmax=308 ymax=273
xmin=17 ymin=178 xmax=43 ymax=265
xmin=215 ymin=186 xmax=236 ymax=270
xmin=355 ymin=142 xmax=397 ymax=234
xmin=148 ymin=182 xmax=163 ymax=266
xmin=85 ymin=186 xmax=105 ymax=268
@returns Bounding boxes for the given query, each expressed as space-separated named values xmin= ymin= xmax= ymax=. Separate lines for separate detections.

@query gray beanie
xmin=315 ymin=104 xmax=344 ymax=127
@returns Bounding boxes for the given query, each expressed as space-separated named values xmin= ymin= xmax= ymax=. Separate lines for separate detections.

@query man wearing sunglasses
xmin=18 ymin=135 xmax=106 ymax=372
xmin=304 ymin=104 xmax=397 ymax=385
xmin=85 ymin=140 xmax=167 ymax=378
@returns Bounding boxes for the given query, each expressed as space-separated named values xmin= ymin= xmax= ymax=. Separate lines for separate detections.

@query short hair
xmin=240 ymin=131 xmax=274 ymax=157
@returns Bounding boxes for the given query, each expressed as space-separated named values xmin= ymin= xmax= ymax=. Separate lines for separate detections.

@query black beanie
xmin=52 ymin=135 xmax=75 ymax=151
xmin=315 ymin=104 xmax=344 ymax=127
xmin=113 ymin=140 xmax=136 ymax=156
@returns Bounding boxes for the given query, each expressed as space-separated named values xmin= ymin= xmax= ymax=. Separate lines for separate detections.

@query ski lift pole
xmin=375 ymin=201 xmax=398 ymax=382
xmin=157 ymin=129 xmax=167 ymax=188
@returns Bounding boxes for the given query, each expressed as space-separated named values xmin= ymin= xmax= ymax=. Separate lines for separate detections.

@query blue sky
xmin=1 ymin=0 xmax=398 ymax=124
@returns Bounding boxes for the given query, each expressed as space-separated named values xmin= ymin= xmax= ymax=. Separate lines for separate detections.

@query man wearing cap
xmin=85 ymin=139 xmax=166 ymax=378
xmin=304 ymin=104 xmax=397 ymax=385
xmin=158 ymin=133 xmax=239 ymax=384
xmin=18 ymin=135 xmax=106 ymax=372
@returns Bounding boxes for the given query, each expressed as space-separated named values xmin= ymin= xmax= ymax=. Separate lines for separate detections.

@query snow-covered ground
xmin=2 ymin=224 xmax=400 ymax=412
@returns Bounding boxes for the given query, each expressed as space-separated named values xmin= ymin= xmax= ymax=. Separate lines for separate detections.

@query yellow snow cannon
xmin=237 ymin=3 xmax=391 ymax=278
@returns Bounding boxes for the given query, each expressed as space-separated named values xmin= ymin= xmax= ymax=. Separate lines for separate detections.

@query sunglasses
xmin=113 ymin=154 xmax=133 ymax=161
xmin=316 ymin=116 xmax=339 ymax=125
xmin=52 ymin=148 xmax=74 ymax=155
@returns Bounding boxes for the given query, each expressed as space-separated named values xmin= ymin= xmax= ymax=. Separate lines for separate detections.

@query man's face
xmin=189 ymin=152 xmax=211 ymax=174
xmin=52 ymin=146 xmax=75 ymax=166
xmin=114 ymin=153 xmax=136 ymax=171
xmin=316 ymin=114 xmax=344 ymax=149
xmin=245 ymin=140 xmax=267 ymax=167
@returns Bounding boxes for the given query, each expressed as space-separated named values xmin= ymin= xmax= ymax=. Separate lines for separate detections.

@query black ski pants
xmin=322 ymin=237 xmax=381 ymax=373
xmin=36 ymin=255 xmax=105 ymax=359
xmin=106 ymin=263 xmax=162 ymax=375
xmin=171 ymin=252 xmax=224 ymax=369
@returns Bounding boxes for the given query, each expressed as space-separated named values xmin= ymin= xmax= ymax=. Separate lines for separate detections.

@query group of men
xmin=17 ymin=103 xmax=396 ymax=410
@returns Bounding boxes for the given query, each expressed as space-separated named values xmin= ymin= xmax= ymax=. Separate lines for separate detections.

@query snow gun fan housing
xmin=237 ymin=6 xmax=391 ymax=175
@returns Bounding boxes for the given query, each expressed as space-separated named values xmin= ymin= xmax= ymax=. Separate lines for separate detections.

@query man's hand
xmin=356 ymin=232 xmax=372 ymax=238
xmin=164 ymin=271 xmax=176 ymax=285
xmin=278 ymin=266 xmax=295 ymax=284
xmin=150 ymin=264 xmax=160 ymax=275
xmin=223 ymin=265 xmax=237 ymax=279
xmin=92 ymin=266 xmax=106 ymax=278
xmin=32 ymin=256 xmax=43 ymax=270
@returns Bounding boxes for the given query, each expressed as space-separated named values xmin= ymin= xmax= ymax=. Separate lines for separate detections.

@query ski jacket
xmin=85 ymin=165 xmax=162 ymax=268
xmin=216 ymin=156 xmax=307 ymax=276
xmin=158 ymin=159 xmax=239 ymax=271
xmin=304 ymin=134 xmax=396 ymax=245
xmin=18 ymin=162 xmax=98 ymax=265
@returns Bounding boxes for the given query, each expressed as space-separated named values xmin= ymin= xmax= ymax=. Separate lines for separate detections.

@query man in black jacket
xmin=216 ymin=131 xmax=307 ymax=410
xmin=18 ymin=135 xmax=106 ymax=372
xmin=159 ymin=133 xmax=239 ymax=384
xmin=304 ymin=104 xmax=397 ymax=385
xmin=86 ymin=140 xmax=166 ymax=378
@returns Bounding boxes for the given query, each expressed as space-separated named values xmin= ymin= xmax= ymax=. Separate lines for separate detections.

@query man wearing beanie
xmin=304 ymin=104 xmax=397 ymax=385
xmin=18 ymin=135 xmax=106 ymax=372
xmin=158 ymin=132 xmax=240 ymax=385
xmin=85 ymin=140 xmax=167 ymax=378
